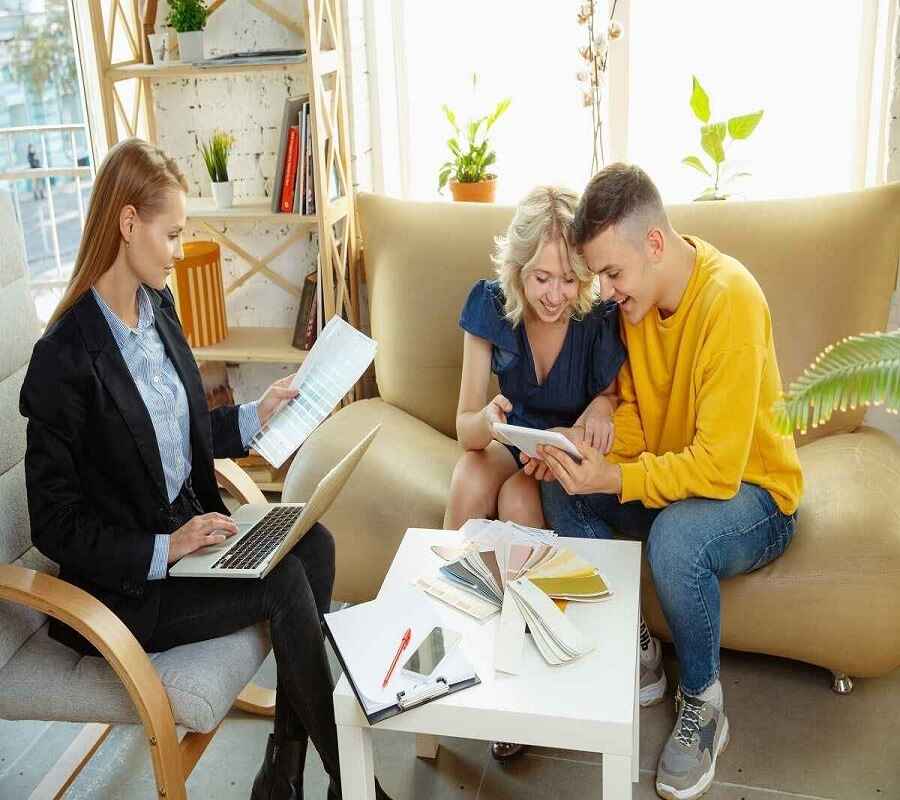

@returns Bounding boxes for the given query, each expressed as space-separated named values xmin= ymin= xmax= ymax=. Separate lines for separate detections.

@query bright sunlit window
xmin=402 ymin=1 xmax=597 ymax=204
xmin=626 ymin=1 xmax=875 ymax=202
xmin=397 ymin=1 xmax=886 ymax=205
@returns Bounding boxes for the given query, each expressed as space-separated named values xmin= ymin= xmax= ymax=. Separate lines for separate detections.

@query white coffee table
xmin=333 ymin=528 xmax=642 ymax=799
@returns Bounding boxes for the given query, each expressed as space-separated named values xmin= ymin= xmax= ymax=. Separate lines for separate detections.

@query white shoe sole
xmin=640 ymin=669 xmax=668 ymax=707
xmin=655 ymin=714 xmax=730 ymax=800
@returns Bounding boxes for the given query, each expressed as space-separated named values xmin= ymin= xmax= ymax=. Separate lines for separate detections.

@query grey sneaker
xmin=640 ymin=639 xmax=667 ymax=706
xmin=655 ymin=687 xmax=729 ymax=800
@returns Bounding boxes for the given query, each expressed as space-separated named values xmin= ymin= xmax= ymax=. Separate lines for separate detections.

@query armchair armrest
xmin=215 ymin=458 xmax=267 ymax=505
xmin=0 ymin=564 xmax=187 ymax=799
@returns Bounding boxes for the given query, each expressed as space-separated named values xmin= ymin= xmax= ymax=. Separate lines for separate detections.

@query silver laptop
xmin=170 ymin=425 xmax=379 ymax=579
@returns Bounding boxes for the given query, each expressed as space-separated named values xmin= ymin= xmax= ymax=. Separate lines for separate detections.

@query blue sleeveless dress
xmin=459 ymin=279 xmax=626 ymax=460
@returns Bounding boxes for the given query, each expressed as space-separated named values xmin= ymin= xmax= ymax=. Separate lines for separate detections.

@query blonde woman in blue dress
xmin=444 ymin=186 xmax=626 ymax=534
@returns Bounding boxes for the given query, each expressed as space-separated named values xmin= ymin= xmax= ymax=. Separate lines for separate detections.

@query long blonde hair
xmin=47 ymin=138 xmax=188 ymax=328
xmin=492 ymin=186 xmax=598 ymax=326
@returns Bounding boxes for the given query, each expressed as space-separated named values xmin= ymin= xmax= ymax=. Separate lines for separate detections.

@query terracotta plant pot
xmin=450 ymin=177 xmax=497 ymax=203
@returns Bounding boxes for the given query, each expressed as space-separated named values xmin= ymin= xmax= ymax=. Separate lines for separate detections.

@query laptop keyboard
xmin=211 ymin=506 xmax=304 ymax=571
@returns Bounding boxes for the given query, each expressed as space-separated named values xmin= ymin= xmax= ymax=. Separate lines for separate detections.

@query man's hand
xmin=535 ymin=441 xmax=623 ymax=496
xmin=519 ymin=426 xmax=584 ymax=481
xmin=483 ymin=393 xmax=512 ymax=428
xmin=257 ymin=374 xmax=300 ymax=429
xmin=168 ymin=513 xmax=238 ymax=563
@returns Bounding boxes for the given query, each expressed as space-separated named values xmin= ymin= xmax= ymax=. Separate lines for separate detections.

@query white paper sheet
xmin=251 ymin=317 xmax=377 ymax=467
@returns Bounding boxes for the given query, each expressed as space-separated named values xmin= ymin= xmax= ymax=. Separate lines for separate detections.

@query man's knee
xmin=646 ymin=501 xmax=708 ymax=577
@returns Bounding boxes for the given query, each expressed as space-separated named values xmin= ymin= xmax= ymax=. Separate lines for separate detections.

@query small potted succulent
xmin=438 ymin=74 xmax=511 ymax=203
xmin=166 ymin=0 xmax=207 ymax=63
xmin=199 ymin=130 xmax=235 ymax=208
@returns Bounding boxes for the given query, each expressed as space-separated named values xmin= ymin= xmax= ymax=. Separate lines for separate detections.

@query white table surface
xmin=333 ymin=528 xmax=643 ymax=799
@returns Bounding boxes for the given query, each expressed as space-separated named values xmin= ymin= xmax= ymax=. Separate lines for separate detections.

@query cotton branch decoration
xmin=576 ymin=1 xmax=623 ymax=173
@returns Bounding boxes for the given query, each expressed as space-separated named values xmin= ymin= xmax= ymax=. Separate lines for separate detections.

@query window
xmin=389 ymin=1 xmax=893 ymax=205
xmin=0 ymin=0 xmax=95 ymax=323
xmin=623 ymin=0 xmax=893 ymax=201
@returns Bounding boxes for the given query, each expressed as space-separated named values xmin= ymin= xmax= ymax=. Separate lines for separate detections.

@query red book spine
xmin=280 ymin=126 xmax=300 ymax=213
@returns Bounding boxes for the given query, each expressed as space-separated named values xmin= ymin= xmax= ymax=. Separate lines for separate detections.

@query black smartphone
xmin=401 ymin=626 xmax=461 ymax=679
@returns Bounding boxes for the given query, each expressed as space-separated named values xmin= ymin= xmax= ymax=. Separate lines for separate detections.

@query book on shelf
xmin=271 ymin=94 xmax=308 ymax=213
xmin=280 ymin=125 xmax=300 ymax=213
xmin=303 ymin=289 xmax=318 ymax=350
xmin=293 ymin=101 xmax=309 ymax=213
xmin=292 ymin=268 xmax=318 ymax=350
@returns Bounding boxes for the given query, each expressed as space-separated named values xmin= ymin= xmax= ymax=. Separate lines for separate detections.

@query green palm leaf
xmin=774 ymin=329 xmax=900 ymax=434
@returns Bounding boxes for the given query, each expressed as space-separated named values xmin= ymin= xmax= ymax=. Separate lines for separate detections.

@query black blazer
xmin=19 ymin=286 xmax=248 ymax=655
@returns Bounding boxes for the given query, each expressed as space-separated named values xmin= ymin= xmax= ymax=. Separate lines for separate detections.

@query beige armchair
xmin=0 ymin=191 xmax=274 ymax=799
xmin=284 ymin=187 xmax=900 ymax=694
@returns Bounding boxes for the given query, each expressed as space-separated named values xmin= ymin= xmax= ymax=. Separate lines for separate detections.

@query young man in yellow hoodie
xmin=530 ymin=164 xmax=803 ymax=800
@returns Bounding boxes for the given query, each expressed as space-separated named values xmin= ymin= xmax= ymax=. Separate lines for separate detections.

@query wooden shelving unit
xmin=83 ymin=0 xmax=360 ymax=491
xmin=192 ymin=327 xmax=307 ymax=364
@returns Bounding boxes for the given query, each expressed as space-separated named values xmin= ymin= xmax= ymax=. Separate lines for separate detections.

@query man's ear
xmin=646 ymin=227 xmax=665 ymax=261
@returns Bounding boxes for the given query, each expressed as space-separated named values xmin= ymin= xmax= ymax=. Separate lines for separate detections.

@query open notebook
xmin=324 ymin=586 xmax=480 ymax=724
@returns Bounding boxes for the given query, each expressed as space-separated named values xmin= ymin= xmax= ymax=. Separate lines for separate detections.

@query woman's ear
xmin=119 ymin=205 xmax=137 ymax=245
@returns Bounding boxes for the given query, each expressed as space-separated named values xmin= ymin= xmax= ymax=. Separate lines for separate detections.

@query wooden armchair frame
xmin=0 ymin=459 xmax=274 ymax=800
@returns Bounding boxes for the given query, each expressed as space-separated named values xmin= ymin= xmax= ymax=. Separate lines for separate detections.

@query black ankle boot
xmin=251 ymin=734 xmax=306 ymax=800
xmin=326 ymin=775 xmax=394 ymax=800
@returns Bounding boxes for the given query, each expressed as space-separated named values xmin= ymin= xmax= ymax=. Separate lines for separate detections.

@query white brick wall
xmin=150 ymin=0 xmax=371 ymax=400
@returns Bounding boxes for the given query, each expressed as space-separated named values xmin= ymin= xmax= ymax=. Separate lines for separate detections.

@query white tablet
xmin=492 ymin=423 xmax=583 ymax=464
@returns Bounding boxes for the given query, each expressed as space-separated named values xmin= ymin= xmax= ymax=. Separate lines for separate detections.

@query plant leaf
xmin=773 ymin=329 xmax=900 ymax=433
xmin=700 ymin=123 xmax=726 ymax=164
xmin=441 ymin=104 xmax=459 ymax=132
xmin=682 ymin=156 xmax=711 ymax=176
xmin=728 ymin=110 xmax=764 ymax=140
xmin=486 ymin=97 xmax=512 ymax=130
xmin=690 ymin=75 xmax=710 ymax=123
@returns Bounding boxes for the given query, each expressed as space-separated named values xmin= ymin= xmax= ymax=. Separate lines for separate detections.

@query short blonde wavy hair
xmin=492 ymin=186 xmax=599 ymax=326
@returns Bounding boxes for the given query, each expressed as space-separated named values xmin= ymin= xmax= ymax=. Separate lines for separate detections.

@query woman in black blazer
xmin=19 ymin=139 xmax=391 ymax=800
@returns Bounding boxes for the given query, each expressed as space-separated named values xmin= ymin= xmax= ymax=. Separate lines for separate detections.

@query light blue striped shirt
xmin=91 ymin=287 xmax=260 ymax=579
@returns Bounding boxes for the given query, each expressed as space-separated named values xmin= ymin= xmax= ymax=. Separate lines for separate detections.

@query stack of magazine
xmin=418 ymin=520 xmax=610 ymax=670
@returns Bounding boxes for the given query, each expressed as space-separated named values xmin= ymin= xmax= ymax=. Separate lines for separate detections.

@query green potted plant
xmin=774 ymin=329 xmax=900 ymax=434
xmin=438 ymin=74 xmax=511 ymax=203
xmin=166 ymin=0 xmax=207 ymax=63
xmin=682 ymin=75 xmax=763 ymax=201
xmin=199 ymin=130 xmax=235 ymax=208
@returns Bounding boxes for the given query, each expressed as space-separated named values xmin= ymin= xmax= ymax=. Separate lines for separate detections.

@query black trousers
xmin=146 ymin=485 xmax=340 ymax=789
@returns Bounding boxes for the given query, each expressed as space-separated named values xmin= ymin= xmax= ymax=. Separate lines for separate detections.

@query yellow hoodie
xmin=610 ymin=236 xmax=803 ymax=515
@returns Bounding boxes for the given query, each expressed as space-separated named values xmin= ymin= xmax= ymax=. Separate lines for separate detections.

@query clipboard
xmin=323 ymin=587 xmax=481 ymax=725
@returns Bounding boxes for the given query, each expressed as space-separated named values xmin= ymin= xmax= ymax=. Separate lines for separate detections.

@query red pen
xmin=382 ymin=627 xmax=412 ymax=689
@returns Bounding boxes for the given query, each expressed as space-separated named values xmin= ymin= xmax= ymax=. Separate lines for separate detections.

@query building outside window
xmin=0 ymin=0 xmax=94 ymax=324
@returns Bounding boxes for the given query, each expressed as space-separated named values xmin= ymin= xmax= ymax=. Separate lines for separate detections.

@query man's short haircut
xmin=573 ymin=163 xmax=666 ymax=247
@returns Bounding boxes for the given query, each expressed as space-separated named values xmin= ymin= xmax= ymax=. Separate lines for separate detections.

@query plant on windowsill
xmin=438 ymin=74 xmax=511 ymax=203
xmin=199 ymin=130 xmax=235 ymax=208
xmin=682 ymin=75 xmax=763 ymax=201
xmin=166 ymin=0 xmax=207 ymax=63
xmin=774 ymin=329 xmax=900 ymax=435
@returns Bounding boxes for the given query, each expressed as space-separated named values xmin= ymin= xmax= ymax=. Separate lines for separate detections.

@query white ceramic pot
xmin=177 ymin=30 xmax=204 ymax=62
xmin=211 ymin=181 xmax=233 ymax=209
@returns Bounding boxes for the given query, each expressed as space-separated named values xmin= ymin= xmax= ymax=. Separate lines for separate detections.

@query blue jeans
xmin=540 ymin=481 xmax=797 ymax=694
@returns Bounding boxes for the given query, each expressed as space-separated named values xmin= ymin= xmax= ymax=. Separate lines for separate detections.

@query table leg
xmin=337 ymin=722 xmax=376 ymax=799
xmin=633 ymin=646 xmax=640 ymax=783
xmin=602 ymin=754 xmax=632 ymax=799
xmin=415 ymin=733 xmax=440 ymax=759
